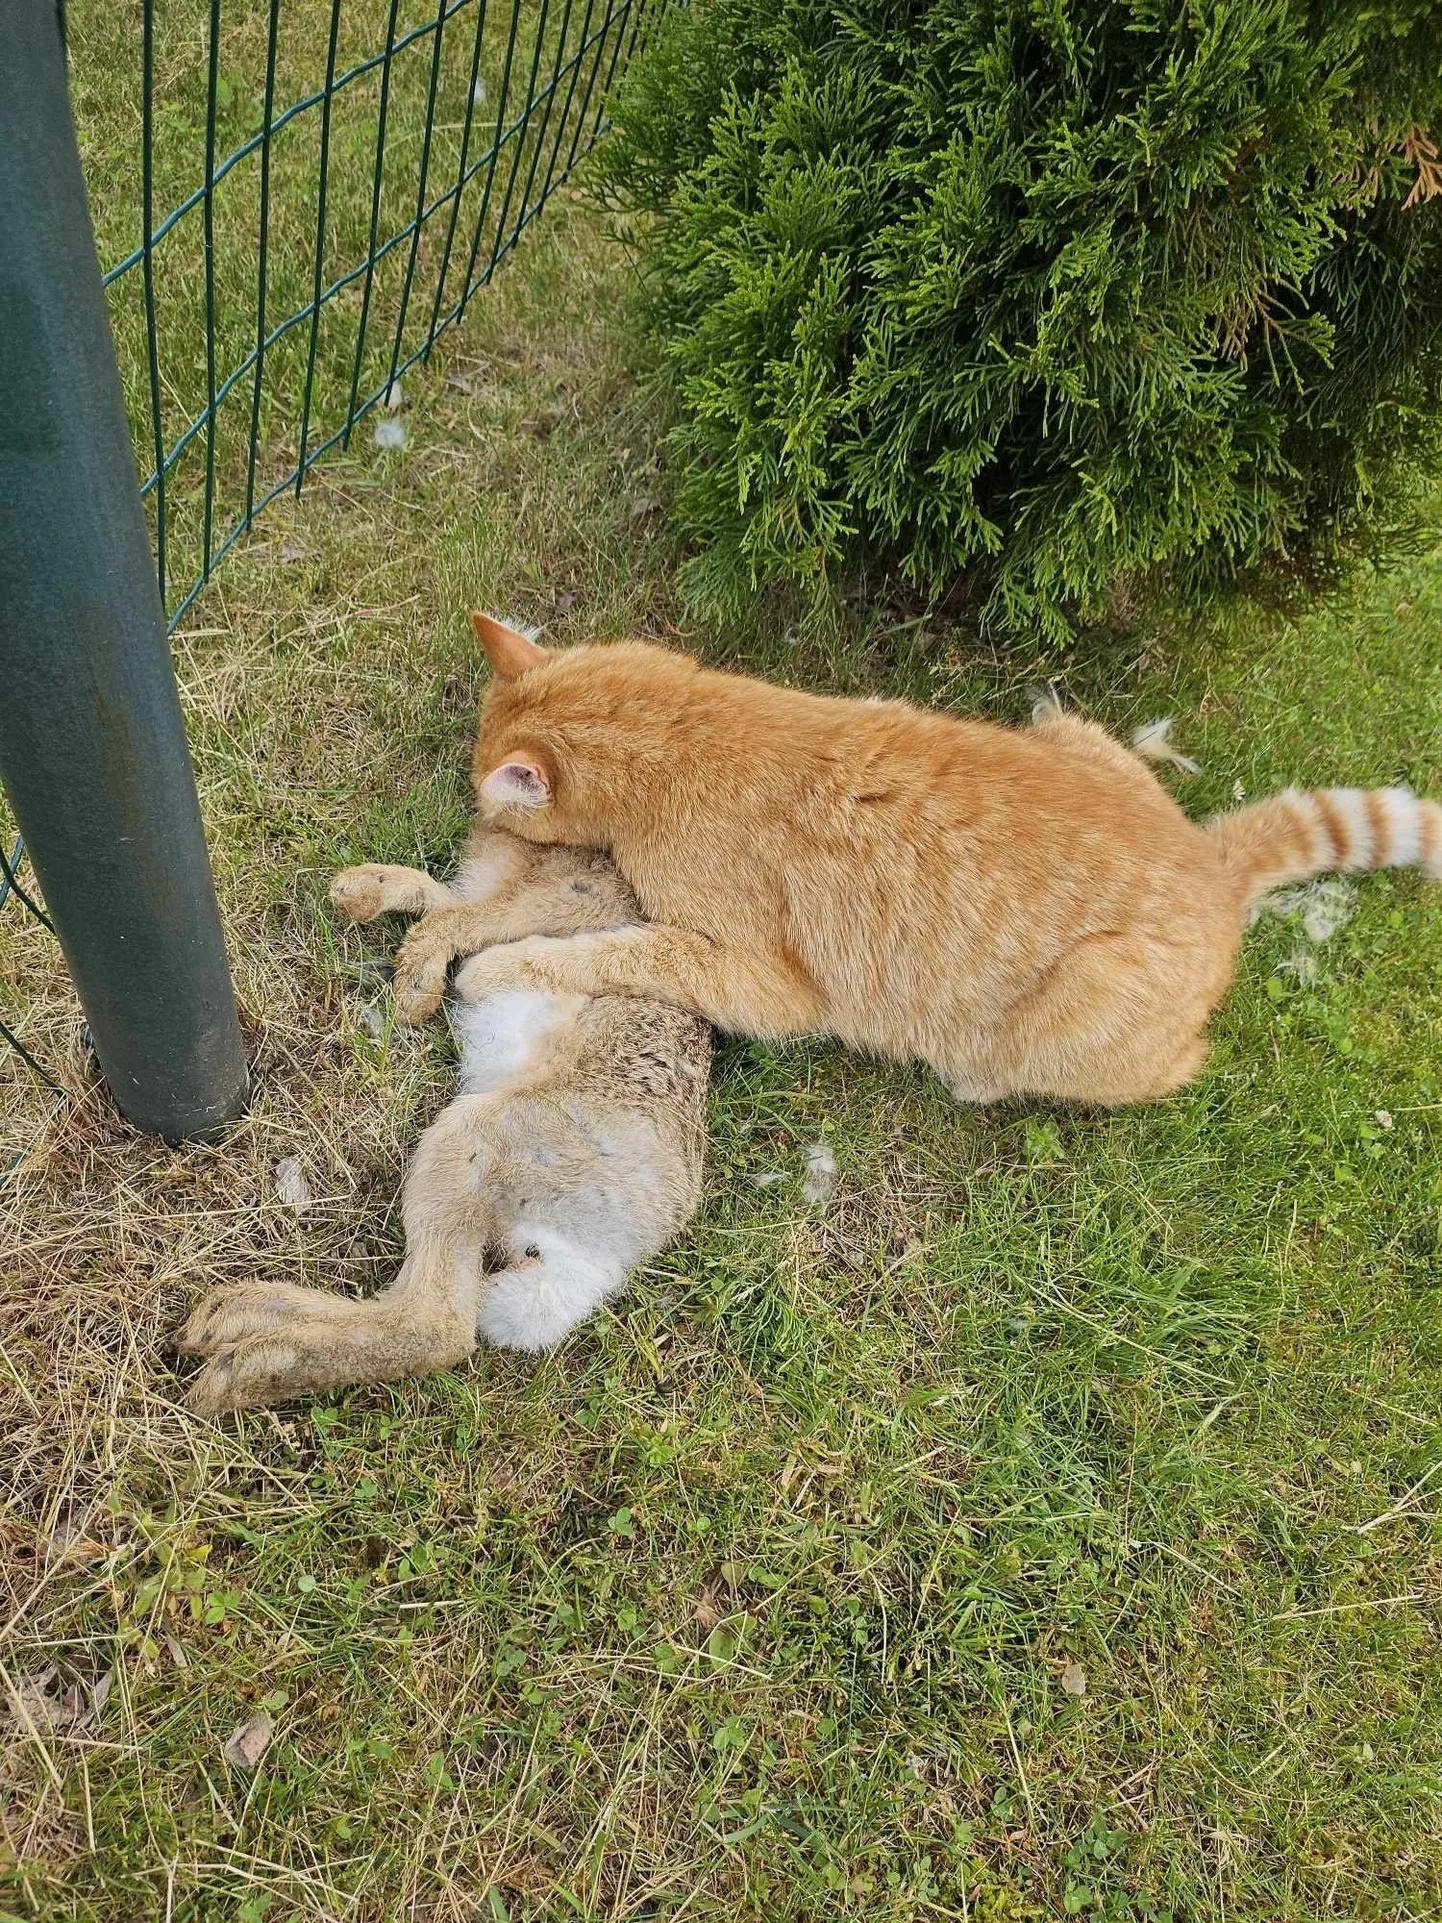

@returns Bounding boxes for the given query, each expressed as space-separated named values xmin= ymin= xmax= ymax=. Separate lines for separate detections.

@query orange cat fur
xmin=389 ymin=615 xmax=1442 ymax=1108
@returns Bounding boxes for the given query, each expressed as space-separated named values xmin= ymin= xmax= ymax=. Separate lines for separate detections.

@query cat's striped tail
xmin=1208 ymin=786 xmax=1442 ymax=912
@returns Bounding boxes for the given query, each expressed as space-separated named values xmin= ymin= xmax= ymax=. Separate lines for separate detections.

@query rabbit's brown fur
xmin=181 ymin=828 xmax=709 ymax=1413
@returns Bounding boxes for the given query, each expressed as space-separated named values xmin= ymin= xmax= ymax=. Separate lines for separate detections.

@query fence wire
xmin=0 ymin=0 xmax=659 ymax=1133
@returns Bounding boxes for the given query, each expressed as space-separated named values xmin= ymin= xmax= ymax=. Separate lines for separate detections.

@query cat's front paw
xmin=451 ymin=940 xmax=546 ymax=1005
xmin=330 ymin=865 xmax=391 ymax=921
xmin=392 ymin=926 xmax=454 ymax=1024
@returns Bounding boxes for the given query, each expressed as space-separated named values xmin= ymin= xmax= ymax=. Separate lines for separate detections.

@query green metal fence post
xmin=0 ymin=0 xmax=249 ymax=1138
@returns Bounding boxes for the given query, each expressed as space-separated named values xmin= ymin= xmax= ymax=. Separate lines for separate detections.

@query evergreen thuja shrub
xmin=597 ymin=0 xmax=1442 ymax=639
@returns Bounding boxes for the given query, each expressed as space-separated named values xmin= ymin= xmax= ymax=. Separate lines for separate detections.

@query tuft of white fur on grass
xmin=1132 ymin=716 xmax=1201 ymax=775
xmin=801 ymin=1141 xmax=838 ymax=1205
xmin=1264 ymin=876 xmax=1357 ymax=944
xmin=373 ymin=416 xmax=407 ymax=450
xmin=273 ymin=1155 xmax=312 ymax=1212
xmin=1274 ymin=944 xmax=1320 ymax=985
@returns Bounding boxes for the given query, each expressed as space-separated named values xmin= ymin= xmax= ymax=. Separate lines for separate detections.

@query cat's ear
xmin=471 ymin=611 xmax=546 ymax=679
xmin=479 ymin=758 xmax=551 ymax=810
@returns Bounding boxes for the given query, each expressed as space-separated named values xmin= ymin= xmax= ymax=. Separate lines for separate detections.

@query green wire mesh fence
xmin=1 ymin=0 xmax=660 ymax=1135
xmin=0 ymin=840 xmax=62 ymax=1103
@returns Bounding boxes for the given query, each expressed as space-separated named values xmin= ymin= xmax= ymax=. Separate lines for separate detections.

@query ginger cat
xmin=181 ymin=828 xmax=709 ymax=1413
xmin=388 ymin=613 xmax=1442 ymax=1109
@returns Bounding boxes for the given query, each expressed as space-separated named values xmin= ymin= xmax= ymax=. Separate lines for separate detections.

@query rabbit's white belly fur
xmin=449 ymin=988 xmax=576 ymax=1094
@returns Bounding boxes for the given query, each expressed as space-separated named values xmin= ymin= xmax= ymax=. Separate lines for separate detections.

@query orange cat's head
xmin=467 ymin=612 xmax=697 ymax=843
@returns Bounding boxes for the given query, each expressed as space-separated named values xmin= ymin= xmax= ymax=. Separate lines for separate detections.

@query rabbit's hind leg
xmin=181 ymin=1096 xmax=500 ymax=1413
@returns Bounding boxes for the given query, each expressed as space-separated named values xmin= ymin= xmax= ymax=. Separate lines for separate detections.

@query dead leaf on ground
xmin=222 ymin=1712 xmax=275 ymax=1771
xmin=445 ymin=364 xmax=490 ymax=395
xmin=8 ymin=1668 xmax=63 ymax=1731
xmin=1060 ymin=1660 xmax=1088 ymax=1697
xmin=6 ymin=1668 xmax=108 ymax=1734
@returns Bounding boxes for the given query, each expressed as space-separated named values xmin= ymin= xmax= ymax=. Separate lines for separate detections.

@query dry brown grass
xmin=0 ymin=199 xmax=691 ymax=1897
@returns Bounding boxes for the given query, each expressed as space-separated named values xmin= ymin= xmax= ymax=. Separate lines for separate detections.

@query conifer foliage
xmin=599 ymin=1 xmax=1442 ymax=636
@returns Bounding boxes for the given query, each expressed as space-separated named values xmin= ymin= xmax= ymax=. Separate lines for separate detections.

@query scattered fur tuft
xmin=1131 ymin=716 xmax=1202 ymax=775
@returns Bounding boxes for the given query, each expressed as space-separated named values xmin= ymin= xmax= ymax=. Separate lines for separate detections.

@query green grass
xmin=69 ymin=0 xmax=634 ymax=621
xmin=4 ymin=18 xmax=1442 ymax=1919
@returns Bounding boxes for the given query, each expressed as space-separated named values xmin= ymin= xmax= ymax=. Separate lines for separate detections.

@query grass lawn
xmin=4 ymin=17 xmax=1442 ymax=1918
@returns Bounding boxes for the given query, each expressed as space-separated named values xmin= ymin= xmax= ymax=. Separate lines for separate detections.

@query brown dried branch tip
xmin=1216 ymin=284 xmax=1286 ymax=361
xmin=1401 ymin=127 xmax=1442 ymax=210
xmin=1164 ymin=111 xmax=1440 ymax=357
